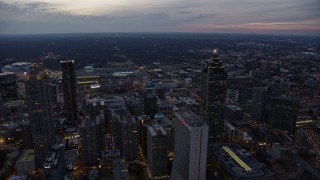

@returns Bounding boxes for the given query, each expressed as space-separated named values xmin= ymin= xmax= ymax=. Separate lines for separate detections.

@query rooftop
xmin=148 ymin=125 xmax=167 ymax=137
xmin=209 ymin=143 xmax=273 ymax=179
xmin=175 ymin=111 xmax=204 ymax=127
xmin=17 ymin=149 xmax=35 ymax=162
xmin=43 ymin=151 xmax=60 ymax=169
xmin=226 ymin=105 xmax=243 ymax=111
xmin=60 ymin=60 xmax=74 ymax=64
xmin=102 ymin=149 xmax=121 ymax=159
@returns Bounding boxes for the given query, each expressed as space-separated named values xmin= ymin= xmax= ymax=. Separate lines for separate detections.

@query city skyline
xmin=0 ymin=0 xmax=319 ymax=35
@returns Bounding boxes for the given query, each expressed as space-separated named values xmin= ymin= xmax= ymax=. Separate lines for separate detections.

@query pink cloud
xmin=178 ymin=19 xmax=320 ymax=34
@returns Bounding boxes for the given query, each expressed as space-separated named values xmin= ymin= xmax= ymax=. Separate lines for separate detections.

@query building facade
xmin=147 ymin=125 xmax=169 ymax=179
xmin=25 ymin=64 xmax=55 ymax=167
xmin=251 ymin=87 xmax=269 ymax=124
xmin=268 ymin=97 xmax=299 ymax=135
xmin=80 ymin=116 xmax=102 ymax=164
xmin=61 ymin=60 xmax=78 ymax=125
xmin=201 ymin=49 xmax=227 ymax=141
xmin=171 ymin=111 xmax=208 ymax=180
xmin=144 ymin=94 xmax=158 ymax=118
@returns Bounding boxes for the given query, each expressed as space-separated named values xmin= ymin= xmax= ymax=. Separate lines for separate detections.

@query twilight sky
xmin=0 ymin=0 xmax=319 ymax=35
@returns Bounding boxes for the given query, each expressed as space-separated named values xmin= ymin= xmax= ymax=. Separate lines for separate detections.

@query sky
xmin=0 ymin=0 xmax=319 ymax=35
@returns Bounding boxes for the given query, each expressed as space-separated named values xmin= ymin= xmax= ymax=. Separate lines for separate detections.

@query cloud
xmin=0 ymin=0 xmax=319 ymax=34
xmin=177 ymin=11 xmax=192 ymax=14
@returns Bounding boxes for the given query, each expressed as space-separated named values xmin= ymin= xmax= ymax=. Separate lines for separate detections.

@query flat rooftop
xmin=148 ymin=125 xmax=167 ymax=137
xmin=43 ymin=151 xmax=60 ymax=169
xmin=209 ymin=143 xmax=273 ymax=179
xmin=102 ymin=149 xmax=121 ymax=158
xmin=105 ymin=98 xmax=126 ymax=110
xmin=175 ymin=111 xmax=204 ymax=127
xmin=17 ymin=149 xmax=35 ymax=162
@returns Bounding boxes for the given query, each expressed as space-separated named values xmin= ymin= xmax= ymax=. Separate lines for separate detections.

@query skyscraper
xmin=268 ymin=97 xmax=299 ymax=135
xmin=201 ymin=49 xmax=227 ymax=141
xmin=251 ymin=87 xmax=269 ymax=124
xmin=171 ymin=111 xmax=208 ymax=180
xmin=61 ymin=60 xmax=78 ymax=125
xmin=147 ymin=125 xmax=169 ymax=179
xmin=25 ymin=63 xmax=55 ymax=167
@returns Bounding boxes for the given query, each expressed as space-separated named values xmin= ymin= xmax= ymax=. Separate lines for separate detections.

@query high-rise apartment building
xmin=60 ymin=60 xmax=78 ymax=125
xmin=268 ymin=97 xmax=299 ymax=135
xmin=171 ymin=111 xmax=208 ymax=180
xmin=147 ymin=125 xmax=169 ymax=179
xmin=201 ymin=49 xmax=227 ymax=140
xmin=25 ymin=63 xmax=55 ymax=167
xmin=251 ymin=87 xmax=269 ymax=124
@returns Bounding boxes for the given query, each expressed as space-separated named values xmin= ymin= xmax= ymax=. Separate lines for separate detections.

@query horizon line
xmin=0 ymin=31 xmax=319 ymax=37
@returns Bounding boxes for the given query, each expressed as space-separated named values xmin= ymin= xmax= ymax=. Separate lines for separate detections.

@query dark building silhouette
xmin=61 ymin=60 xmax=78 ymax=125
xmin=251 ymin=87 xmax=269 ymax=124
xmin=80 ymin=116 xmax=102 ymax=164
xmin=268 ymin=97 xmax=299 ymax=135
xmin=25 ymin=63 xmax=55 ymax=167
xmin=15 ymin=128 xmax=34 ymax=149
xmin=43 ymin=144 xmax=66 ymax=179
xmin=144 ymin=94 xmax=158 ymax=118
xmin=201 ymin=49 xmax=227 ymax=141
xmin=147 ymin=125 xmax=169 ymax=179
xmin=0 ymin=72 xmax=18 ymax=103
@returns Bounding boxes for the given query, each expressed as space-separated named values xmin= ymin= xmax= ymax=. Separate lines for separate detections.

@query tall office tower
xmin=25 ymin=63 xmax=55 ymax=167
xmin=201 ymin=49 xmax=227 ymax=140
xmin=60 ymin=60 xmax=78 ymax=125
xmin=154 ymin=113 xmax=174 ymax=158
xmin=119 ymin=114 xmax=138 ymax=159
xmin=144 ymin=94 xmax=158 ymax=118
xmin=147 ymin=125 xmax=169 ymax=179
xmin=113 ymin=113 xmax=138 ymax=159
xmin=0 ymin=72 xmax=18 ymax=103
xmin=136 ymin=115 xmax=153 ymax=158
xmin=268 ymin=97 xmax=299 ymax=135
xmin=251 ymin=87 xmax=269 ymax=124
xmin=171 ymin=111 xmax=208 ymax=180
xmin=80 ymin=116 xmax=101 ymax=164
xmin=85 ymin=97 xmax=107 ymax=150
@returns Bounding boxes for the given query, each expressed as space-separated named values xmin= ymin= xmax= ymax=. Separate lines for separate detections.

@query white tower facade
xmin=171 ymin=111 xmax=208 ymax=180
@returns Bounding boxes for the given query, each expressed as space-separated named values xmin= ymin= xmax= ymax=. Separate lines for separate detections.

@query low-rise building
xmin=15 ymin=149 xmax=36 ymax=174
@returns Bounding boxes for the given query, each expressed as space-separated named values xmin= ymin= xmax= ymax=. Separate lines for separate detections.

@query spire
xmin=208 ymin=49 xmax=223 ymax=68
